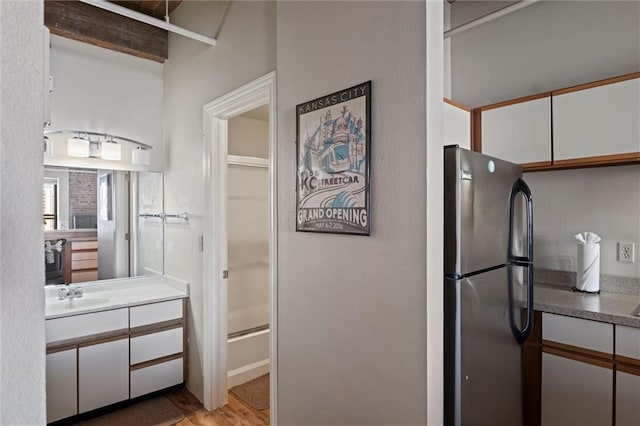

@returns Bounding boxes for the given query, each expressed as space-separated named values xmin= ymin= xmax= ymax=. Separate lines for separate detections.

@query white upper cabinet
xmin=443 ymin=99 xmax=471 ymax=150
xmin=553 ymin=76 xmax=640 ymax=161
xmin=481 ymin=95 xmax=552 ymax=165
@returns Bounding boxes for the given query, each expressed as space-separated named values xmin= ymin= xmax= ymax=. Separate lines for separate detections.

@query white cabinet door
xmin=553 ymin=77 xmax=640 ymax=161
xmin=481 ymin=96 xmax=551 ymax=165
xmin=541 ymin=352 xmax=612 ymax=426
xmin=443 ymin=100 xmax=471 ymax=150
xmin=46 ymin=349 xmax=77 ymax=423
xmin=78 ymin=338 xmax=129 ymax=413
xmin=616 ymin=370 xmax=640 ymax=426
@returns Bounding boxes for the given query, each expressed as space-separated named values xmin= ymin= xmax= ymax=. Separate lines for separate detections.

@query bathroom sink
xmin=46 ymin=297 xmax=111 ymax=312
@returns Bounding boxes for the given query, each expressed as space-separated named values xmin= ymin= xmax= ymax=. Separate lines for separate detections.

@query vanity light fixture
xmin=100 ymin=139 xmax=122 ymax=161
xmin=131 ymin=146 xmax=150 ymax=166
xmin=67 ymin=137 xmax=90 ymax=158
xmin=47 ymin=129 xmax=153 ymax=166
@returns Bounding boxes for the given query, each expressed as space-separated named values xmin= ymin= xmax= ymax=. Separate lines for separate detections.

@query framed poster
xmin=296 ymin=81 xmax=371 ymax=235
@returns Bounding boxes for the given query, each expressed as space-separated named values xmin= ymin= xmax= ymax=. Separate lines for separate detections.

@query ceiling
xmin=112 ymin=1 xmax=183 ymax=20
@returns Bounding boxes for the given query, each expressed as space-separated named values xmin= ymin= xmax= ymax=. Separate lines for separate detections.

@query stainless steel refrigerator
xmin=444 ymin=146 xmax=534 ymax=426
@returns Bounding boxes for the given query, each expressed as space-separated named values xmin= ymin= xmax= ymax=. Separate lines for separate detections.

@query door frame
xmin=202 ymin=71 xmax=277 ymax=424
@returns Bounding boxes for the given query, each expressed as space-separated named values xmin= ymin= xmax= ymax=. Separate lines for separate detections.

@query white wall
xmin=163 ymin=0 xmax=276 ymax=401
xmin=48 ymin=35 xmax=164 ymax=171
xmin=0 ymin=1 xmax=46 ymax=424
xmin=450 ymin=1 xmax=640 ymax=107
xmin=277 ymin=2 xmax=427 ymax=424
xmin=525 ymin=165 xmax=640 ymax=278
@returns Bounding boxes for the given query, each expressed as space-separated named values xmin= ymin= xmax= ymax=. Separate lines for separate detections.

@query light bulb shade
xmin=101 ymin=141 xmax=122 ymax=161
xmin=131 ymin=147 xmax=150 ymax=166
xmin=67 ymin=137 xmax=90 ymax=157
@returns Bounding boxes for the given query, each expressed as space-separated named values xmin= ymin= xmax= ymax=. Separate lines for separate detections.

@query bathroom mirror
xmin=43 ymin=166 xmax=164 ymax=285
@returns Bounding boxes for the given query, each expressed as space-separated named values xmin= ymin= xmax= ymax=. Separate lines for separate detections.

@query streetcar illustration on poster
xmin=296 ymin=81 xmax=371 ymax=235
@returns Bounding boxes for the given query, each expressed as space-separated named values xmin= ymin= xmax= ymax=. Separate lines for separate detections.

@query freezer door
xmin=444 ymin=146 xmax=523 ymax=276
xmin=444 ymin=266 xmax=524 ymax=426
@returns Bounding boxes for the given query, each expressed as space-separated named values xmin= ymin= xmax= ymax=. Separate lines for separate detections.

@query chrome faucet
xmin=58 ymin=285 xmax=83 ymax=300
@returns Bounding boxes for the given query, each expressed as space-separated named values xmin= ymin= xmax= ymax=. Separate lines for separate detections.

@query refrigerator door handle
xmin=508 ymin=178 xmax=533 ymax=264
xmin=508 ymin=265 xmax=534 ymax=344
xmin=508 ymin=178 xmax=534 ymax=344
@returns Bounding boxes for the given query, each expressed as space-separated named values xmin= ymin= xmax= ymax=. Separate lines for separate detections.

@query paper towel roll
xmin=576 ymin=243 xmax=600 ymax=292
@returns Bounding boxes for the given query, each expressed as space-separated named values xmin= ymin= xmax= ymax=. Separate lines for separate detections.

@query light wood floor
xmin=167 ymin=387 xmax=270 ymax=426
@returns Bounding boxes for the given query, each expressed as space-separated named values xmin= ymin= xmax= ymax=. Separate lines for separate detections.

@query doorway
xmin=202 ymin=72 xmax=277 ymax=424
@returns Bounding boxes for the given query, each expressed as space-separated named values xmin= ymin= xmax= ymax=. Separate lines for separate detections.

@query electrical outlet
xmin=618 ymin=242 xmax=635 ymax=263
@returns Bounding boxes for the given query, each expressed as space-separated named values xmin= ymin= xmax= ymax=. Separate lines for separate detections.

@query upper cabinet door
xmin=443 ymin=99 xmax=471 ymax=150
xmin=553 ymin=76 xmax=640 ymax=162
xmin=480 ymin=95 xmax=552 ymax=166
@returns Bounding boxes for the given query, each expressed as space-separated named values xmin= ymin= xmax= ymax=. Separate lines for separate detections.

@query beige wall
xmin=277 ymin=1 xmax=427 ymax=423
xmin=228 ymin=116 xmax=269 ymax=158
xmin=0 ymin=1 xmax=46 ymax=423
xmin=525 ymin=165 xmax=640 ymax=278
xmin=163 ymin=0 xmax=276 ymax=401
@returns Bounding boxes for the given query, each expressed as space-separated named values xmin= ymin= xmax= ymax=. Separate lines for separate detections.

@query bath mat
xmin=230 ymin=373 xmax=270 ymax=411
xmin=75 ymin=396 xmax=184 ymax=426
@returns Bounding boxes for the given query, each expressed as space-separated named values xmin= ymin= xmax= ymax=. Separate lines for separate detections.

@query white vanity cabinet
xmin=553 ymin=76 xmax=640 ymax=163
xmin=540 ymin=313 xmax=614 ymax=426
xmin=615 ymin=325 xmax=640 ymax=426
xmin=46 ymin=349 xmax=77 ymax=423
xmin=479 ymin=94 xmax=552 ymax=166
xmin=45 ymin=297 xmax=187 ymax=422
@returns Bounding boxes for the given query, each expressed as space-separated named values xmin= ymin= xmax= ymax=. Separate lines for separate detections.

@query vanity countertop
xmin=45 ymin=275 xmax=189 ymax=320
xmin=534 ymin=284 xmax=640 ymax=328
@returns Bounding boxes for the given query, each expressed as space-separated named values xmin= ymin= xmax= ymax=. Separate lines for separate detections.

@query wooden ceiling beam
xmin=45 ymin=0 xmax=168 ymax=63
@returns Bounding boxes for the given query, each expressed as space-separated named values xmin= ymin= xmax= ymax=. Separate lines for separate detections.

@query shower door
xmin=227 ymin=162 xmax=270 ymax=337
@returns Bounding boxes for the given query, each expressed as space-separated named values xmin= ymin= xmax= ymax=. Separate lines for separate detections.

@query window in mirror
xmin=42 ymin=178 xmax=58 ymax=230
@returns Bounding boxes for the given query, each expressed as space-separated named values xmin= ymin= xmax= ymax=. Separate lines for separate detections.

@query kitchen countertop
xmin=45 ymin=275 xmax=189 ymax=319
xmin=534 ymin=284 xmax=640 ymax=328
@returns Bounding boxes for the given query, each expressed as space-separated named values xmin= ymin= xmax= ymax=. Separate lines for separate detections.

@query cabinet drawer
xmin=130 ymin=299 xmax=183 ymax=328
xmin=72 ymin=270 xmax=98 ymax=282
xmin=46 ymin=308 xmax=128 ymax=343
xmin=542 ymin=312 xmax=613 ymax=353
xmin=131 ymin=327 xmax=183 ymax=365
xmin=72 ymin=259 xmax=98 ymax=270
xmin=616 ymin=325 xmax=640 ymax=360
xmin=72 ymin=251 xmax=97 ymax=261
xmin=130 ymin=358 xmax=183 ymax=398
xmin=72 ymin=241 xmax=98 ymax=250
